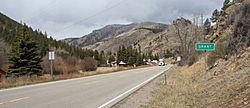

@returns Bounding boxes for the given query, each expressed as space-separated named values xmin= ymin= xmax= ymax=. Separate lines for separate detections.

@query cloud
xmin=0 ymin=0 xmax=224 ymax=39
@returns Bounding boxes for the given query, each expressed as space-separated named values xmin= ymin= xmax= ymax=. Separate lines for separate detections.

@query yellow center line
xmin=0 ymin=97 xmax=30 ymax=105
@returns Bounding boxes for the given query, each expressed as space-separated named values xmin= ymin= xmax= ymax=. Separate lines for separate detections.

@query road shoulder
xmin=112 ymin=72 xmax=164 ymax=108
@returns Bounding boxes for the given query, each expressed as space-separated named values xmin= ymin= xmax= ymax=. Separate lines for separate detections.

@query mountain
xmin=64 ymin=21 xmax=186 ymax=54
xmin=64 ymin=23 xmax=138 ymax=47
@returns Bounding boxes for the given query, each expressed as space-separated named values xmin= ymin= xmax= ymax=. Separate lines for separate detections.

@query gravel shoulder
xmin=112 ymin=72 xmax=165 ymax=108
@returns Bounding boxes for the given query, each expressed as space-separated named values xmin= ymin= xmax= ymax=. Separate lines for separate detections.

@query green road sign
xmin=195 ymin=43 xmax=215 ymax=51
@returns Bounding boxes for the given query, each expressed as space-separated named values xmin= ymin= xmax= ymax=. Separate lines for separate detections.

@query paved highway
xmin=0 ymin=65 xmax=172 ymax=108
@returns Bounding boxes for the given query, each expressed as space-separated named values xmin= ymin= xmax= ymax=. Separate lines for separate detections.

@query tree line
xmin=116 ymin=45 xmax=160 ymax=66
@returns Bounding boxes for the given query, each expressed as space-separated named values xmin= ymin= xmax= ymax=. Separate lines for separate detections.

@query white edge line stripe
xmin=98 ymin=65 xmax=172 ymax=108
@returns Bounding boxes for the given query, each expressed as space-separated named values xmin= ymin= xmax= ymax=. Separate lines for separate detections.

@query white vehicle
xmin=158 ymin=59 xmax=165 ymax=66
xmin=158 ymin=61 xmax=165 ymax=66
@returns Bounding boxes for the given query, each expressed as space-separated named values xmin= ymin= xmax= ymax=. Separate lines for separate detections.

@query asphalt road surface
xmin=0 ymin=65 xmax=172 ymax=108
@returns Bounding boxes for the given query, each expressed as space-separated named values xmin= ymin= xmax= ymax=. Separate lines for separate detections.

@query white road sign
xmin=49 ymin=51 xmax=55 ymax=60
xmin=177 ymin=56 xmax=181 ymax=62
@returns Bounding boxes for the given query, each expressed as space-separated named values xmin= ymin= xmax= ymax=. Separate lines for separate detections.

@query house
xmin=151 ymin=60 xmax=158 ymax=64
xmin=118 ymin=61 xmax=127 ymax=67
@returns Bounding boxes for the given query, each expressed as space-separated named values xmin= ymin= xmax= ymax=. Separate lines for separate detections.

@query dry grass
xmin=144 ymin=66 xmax=201 ymax=108
xmin=0 ymin=66 xmax=149 ymax=89
xmin=145 ymin=48 xmax=250 ymax=108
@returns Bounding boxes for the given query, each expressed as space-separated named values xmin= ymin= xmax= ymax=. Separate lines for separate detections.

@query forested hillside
xmin=0 ymin=12 xmax=105 ymax=75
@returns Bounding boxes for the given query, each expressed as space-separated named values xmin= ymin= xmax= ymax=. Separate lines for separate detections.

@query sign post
xmin=164 ymin=73 xmax=167 ymax=85
xmin=49 ymin=51 xmax=55 ymax=80
xmin=195 ymin=43 xmax=215 ymax=71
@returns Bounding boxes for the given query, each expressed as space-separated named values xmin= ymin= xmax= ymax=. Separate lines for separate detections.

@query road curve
xmin=0 ymin=65 xmax=172 ymax=108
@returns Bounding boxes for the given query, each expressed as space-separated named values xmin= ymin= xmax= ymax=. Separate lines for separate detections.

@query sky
xmin=0 ymin=0 xmax=224 ymax=40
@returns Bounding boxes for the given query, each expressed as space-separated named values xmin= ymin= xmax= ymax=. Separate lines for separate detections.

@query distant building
xmin=151 ymin=60 xmax=158 ymax=64
xmin=118 ymin=61 xmax=127 ymax=66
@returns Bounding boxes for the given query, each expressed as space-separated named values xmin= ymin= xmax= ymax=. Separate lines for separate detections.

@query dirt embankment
xmin=145 ymin=48 xmax=250 ymax=108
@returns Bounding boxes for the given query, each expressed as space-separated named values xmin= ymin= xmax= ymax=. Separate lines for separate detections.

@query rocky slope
xmin=83 ymin=22 xmax=170 ymax=53
xmin=209 ymin=0 xmax=250 ymax=55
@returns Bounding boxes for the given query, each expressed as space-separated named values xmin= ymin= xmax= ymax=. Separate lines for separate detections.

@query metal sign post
xmin=195 ymin=43 xmax=215 ymax=71
xmin=49 ymin=51 xmax=55 ymax=80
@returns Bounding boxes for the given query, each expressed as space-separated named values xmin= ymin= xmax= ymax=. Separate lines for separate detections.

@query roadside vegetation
xmin=145 ymin=0 xmax=250 ymax=107
xmin=145 ymin=49 xmax=250 ymax=107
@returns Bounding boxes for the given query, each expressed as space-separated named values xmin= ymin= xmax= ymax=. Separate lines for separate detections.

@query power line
xmin=50 ymin=0 xmax=127 ymax=36
xmin=25 ymin=0 xmax=64 ymax=22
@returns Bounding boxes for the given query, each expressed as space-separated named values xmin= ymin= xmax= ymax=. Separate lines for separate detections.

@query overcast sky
xmin=0 ymin=0 xmax=223 ymax=39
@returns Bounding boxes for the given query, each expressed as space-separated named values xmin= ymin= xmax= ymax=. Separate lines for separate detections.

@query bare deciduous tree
xmin=81 ymin=57 xmax=98 ymax=71
xmin=64 ymin=56 xmax=79 ymax=66
xmin=173 ymin=18 xmax=199 ymax=65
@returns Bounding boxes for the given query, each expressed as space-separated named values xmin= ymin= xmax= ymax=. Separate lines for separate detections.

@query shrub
xmin=41 ymin=55 xmax=50 ymax=74
xmin=81 ymin=57 xmax=98 ymax=71
xmin=207 ymin=54 xmax=220 ymax=67
xmin=187 ymin=52 xmax=199 ymax=66
xmin=206 ymin=38 xmax=227 ymax=67
xmin=54 ymin=64 xmax=79 ymax=75
xmin=64 ymin=56 xmax=79 ymax=66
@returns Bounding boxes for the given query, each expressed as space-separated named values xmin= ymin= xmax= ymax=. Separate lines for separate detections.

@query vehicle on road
xmin=158 ymin=59 xmax=165 ymax=66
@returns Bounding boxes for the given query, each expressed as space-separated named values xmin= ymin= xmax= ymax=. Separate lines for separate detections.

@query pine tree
xmin=222 ymin=0 xmax=231 ymax=10
xmin=99 ymin=50 xmax=106 ymax=65
xmin=8 ymin=27 xmax=42 ymax=77
xmin=136 ymin=54 xmax=143 ymax=65
xmin=127 ymin=56 xmax=136 ymax=65
xmin=204 ymin=18 xmax=211 ymax=35
xmin=121 ymin=45 xmax=127 ymax=63
xmin=210 ymin=9 xmax=220 ymax=23
xmin=108 ymin=55 xmax=115 ymax=63
xmin=147 ymin=51 xmax=153 ymax=60
xmin=117 ymin=46 xmax=122 ymax=63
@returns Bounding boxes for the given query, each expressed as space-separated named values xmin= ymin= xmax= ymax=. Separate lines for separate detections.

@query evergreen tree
xmin=99 ymin=50 xmax=106 ymax=65
xmin=204 ymin=18 xmax=212 ymax=35
xmin=210 ymin=9 xmax=220 ymax=23
xmin=8 ymin=27 xmax=42 ymax=77
xmin=121 ymin=45 xmax=127 ymax=63
xmin=127 ymin=56 xmax=136 ymax=65
xmin=222 ymin=0 xmax=231 ymax=10
xmin=108 ymin=55 xmax=115 ymax=63
xmin=116 ymin=45 xmax=146 ymax=66
xmin=147 ymin=51 xmax=154 ymax=60
xmin=117 ymin=46 xmax=122 ymax=63
xmin=136 ymin=54 xmax=144 ymax=65
xmin=93 ymin=50 xmax=100 ymax=61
